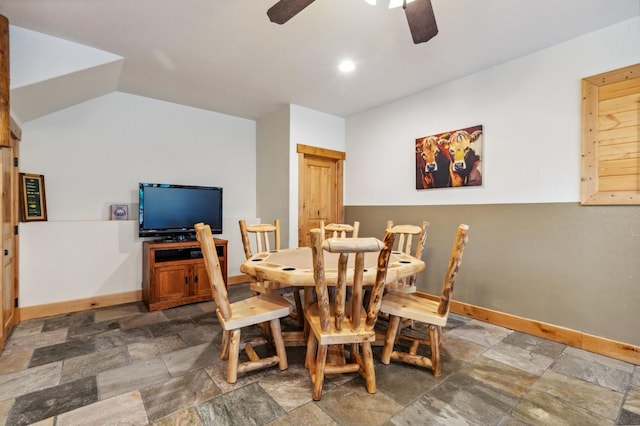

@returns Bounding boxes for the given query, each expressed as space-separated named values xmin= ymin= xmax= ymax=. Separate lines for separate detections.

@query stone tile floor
xmin=0 ymin=284 xmax=638 ymax=425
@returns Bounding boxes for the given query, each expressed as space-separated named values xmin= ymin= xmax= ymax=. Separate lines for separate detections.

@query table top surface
xmin=240 ymin=246 xmax=425 ymax=286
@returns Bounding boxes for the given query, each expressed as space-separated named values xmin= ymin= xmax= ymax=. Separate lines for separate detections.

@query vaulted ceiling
xmin=2 ymin=0 xmax=639 ymax=121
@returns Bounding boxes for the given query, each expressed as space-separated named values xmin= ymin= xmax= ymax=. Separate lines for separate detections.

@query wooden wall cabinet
xmin=581 ymin=63 xmax=640 ymax=205
xmin=142 ymin=239 xmax=227 ymax=311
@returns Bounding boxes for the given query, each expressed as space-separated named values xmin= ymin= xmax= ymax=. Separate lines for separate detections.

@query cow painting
xmin=447 ymin=129 xmax=482 ymax=187
xmin=415 ymin=125 xmax=483 ymax=190
xmin=415 ymin=135 xmax=451 ymax=189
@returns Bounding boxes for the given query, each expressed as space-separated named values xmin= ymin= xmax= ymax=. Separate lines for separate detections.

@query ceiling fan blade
xmin=405 ymin=0 xmax=438 ymax=44
xmin=267 ymin=0 xmax=316 ymax=25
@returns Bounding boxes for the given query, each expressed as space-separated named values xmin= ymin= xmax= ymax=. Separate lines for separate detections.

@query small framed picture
xmin=111 ymin=204 xmax=128 ymax=220
xmin=19 ymin=173 xmax=48 ymax=222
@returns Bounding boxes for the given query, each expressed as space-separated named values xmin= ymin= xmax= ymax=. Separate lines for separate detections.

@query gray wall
xmin=346 ymin=203 xmax=640 ymax=346
xmin=256 ymin=106 xmax=291 ymax=247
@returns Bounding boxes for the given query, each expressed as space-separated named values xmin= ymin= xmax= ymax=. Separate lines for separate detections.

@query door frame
xmin=297 ymin=144 xmax=345 ymax=247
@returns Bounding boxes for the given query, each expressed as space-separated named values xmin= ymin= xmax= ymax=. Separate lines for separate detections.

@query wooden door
xmin=1 ymin=146 xmax=16 ymax=346
xmin=0 ymin=15 xmax=19 ymax=350
xmin=297 ymin=144 xmax=345 ymax=247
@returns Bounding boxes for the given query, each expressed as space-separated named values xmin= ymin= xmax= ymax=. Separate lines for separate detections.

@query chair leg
xmin=305 ymin=331 xmax=317 ymax=369
xmin=303 ymin=289 xmax=315 ymax=337
xmin=269 ymin=318 xmax=288 ymax=371
xmin=349 ymin=343 xmax=358 ymax=363
xmin=363 ymin=288 xmax=371 ymax=311
xmin=429 ymin=324 xmax=442 ymax=377
xmin=257 ymin=321 xmax=272 ymax=341
xmin=220 ymin=330 xmax=230 ymax=360
xmin=362 ymin=342 xmax=376 ymax=394
xmin=381 ymin=315 xmax=401 ymax=364
xmin=312 ymin=344 xmax=328 ymax=401
xmin=293 ymin=288 xmax=304 ymax=329
xmin=227 ymin=329 xmax=241 ymax=383
xmin=327 ymin=345 xmax=346 ymax=366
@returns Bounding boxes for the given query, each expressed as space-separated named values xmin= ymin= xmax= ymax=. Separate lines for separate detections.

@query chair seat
xmin=219 ymin=293 xmax=292 ymax=330
xmin=380 ymin=224 xmax=468 ymax=378
xmin=304 ymin=304 xmax=376 ymax=346
xmin=380 ymin=291 xmax=447 ymax=327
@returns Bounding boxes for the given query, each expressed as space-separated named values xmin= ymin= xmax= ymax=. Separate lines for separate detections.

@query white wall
xmin=20 ymin=221 xmax=139 ymax=306
xmin=19 ymin=92 xmax=257 ymax=306
xmin=345 ymin=17 xmax=640 ymax=206
xmin=288 ymin=104 xmax=346 ymax=247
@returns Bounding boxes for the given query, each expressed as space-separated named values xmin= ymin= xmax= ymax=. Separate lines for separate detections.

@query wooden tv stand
xmin=142 ymin=238 xmax=227 ymax=311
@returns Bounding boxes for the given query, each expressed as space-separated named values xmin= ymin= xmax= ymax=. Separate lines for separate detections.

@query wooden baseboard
xmin=19 ymin=290 xmax=142 ymax=321
xmin=447 ymin=299 xmax=639 ymax=365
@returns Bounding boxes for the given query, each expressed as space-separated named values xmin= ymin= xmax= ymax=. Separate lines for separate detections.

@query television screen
xmin=138 ymin=183 xmax=223 ymax=239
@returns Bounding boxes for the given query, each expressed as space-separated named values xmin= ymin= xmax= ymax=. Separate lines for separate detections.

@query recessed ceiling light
xmin=339 ymin=60 xmax=356 ymax=73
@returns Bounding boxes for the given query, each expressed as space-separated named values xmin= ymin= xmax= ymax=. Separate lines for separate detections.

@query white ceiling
xmin=1 ymin=0 xmax=639 ymax=120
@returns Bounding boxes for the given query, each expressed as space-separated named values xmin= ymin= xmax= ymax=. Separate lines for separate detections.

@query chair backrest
xmin=195 ymin=222 xmax=232 ymax=320
xmin=310 ymin=228 xmax=394 ymax=332
xmin=239 ymin=219 xmax=281 ymax=259
xmin=319 ymin=220 xmax=360 ymax=239
xmin=437 ymin=224 xmax=470 ymax=316
xmin=386 ymin=220 xmax=429 ymax=259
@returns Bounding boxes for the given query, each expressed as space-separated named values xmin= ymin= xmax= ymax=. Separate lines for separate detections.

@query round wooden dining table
xmin=240 ymin=246 xmax=425 ymax=287
xmin=240 ymin=245 xmax=425 ymax=347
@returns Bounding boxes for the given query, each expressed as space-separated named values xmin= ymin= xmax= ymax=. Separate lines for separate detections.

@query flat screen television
xmin=138 ymin=183 xmax=223 ymax=239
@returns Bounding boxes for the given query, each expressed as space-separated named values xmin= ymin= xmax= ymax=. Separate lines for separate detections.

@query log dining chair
xmin=319 ymin=220 xmax=360 ymax=239
xmin=385 ymin=220 xmax=429 ymax=293
xmin=239 ymin=219 xmax=304 ymax=327
xmin=195 ymin=223 xmax=292 ymax=383
xmin=380 ymin=224 xmax=469 ymax=377
xmin=375 ymin=220 xmax=429 ymax=329
xmin=305 ymin=228 xmax=395 ymax=400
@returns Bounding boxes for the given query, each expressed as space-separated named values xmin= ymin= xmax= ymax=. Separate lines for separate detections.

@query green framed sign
xmin=19 ymin=173 xmax=48 ymax=222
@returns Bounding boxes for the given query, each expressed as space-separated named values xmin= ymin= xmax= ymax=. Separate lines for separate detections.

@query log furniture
xmin=239 ymin=219 xmax=304 ymax=327
xmin=195 ymin=223 xmax=292 ymax=383
xmin=384 ymin=220 xmax=429 ymax=293
xmin=240 ymin=237 xmax=425 ymax=347
xmin=240 ymin=245 xmax=424 ymax=288
xmin=319 ymin=220 xmax=360 ymax=238
xmin=304 ymin=229 xmax=395 ymax=400
xmin=380 ymin=224 xmax=469 ymax=377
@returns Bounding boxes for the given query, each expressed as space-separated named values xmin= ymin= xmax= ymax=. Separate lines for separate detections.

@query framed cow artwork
xmin=415 ymin=124 xmax=483 ymax=190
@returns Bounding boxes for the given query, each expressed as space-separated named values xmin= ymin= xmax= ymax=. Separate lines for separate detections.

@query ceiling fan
xmin=267 ymin=0 xmax=438 ymax=44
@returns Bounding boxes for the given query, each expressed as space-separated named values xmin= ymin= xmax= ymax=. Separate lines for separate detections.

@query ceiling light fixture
xmin=338 ymin=60 xmax=356 ymax=73
xmin=268 ymin=0 xmax=437 ymax=44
